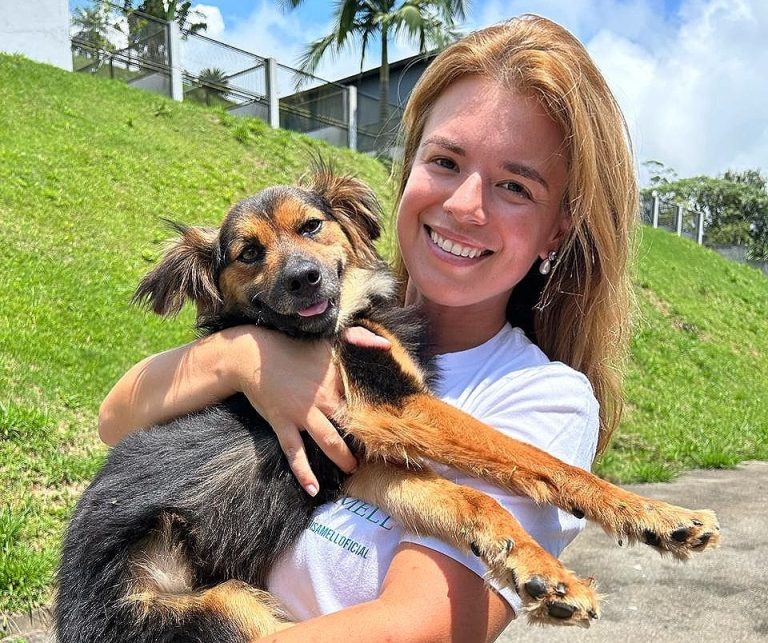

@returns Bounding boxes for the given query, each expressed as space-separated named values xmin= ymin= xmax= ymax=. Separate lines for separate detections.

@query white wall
xmin=0 ymin=0 xmax=72 ymax=71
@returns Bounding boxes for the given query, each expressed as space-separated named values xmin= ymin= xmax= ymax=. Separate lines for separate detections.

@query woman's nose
xmin=443 ymin=173 xmax=486 ymax=224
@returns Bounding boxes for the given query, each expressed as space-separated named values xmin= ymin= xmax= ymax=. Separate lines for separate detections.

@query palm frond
xmin=297 ymin=32 xmax=339 ymax=75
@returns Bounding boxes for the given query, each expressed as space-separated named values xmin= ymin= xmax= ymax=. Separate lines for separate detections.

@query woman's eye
xmin=499 ymin=181 xmax=530 ymax=199
xmin=434 ymin=157 xmax=457 ymax=171
xmin=238 ymin=245 xmax=263 ymax=264
xmin=300 ymin=219 xmax=323 ymax=236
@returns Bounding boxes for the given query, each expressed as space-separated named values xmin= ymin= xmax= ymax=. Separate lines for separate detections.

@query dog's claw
xmin=671 ymin=527 xmax=690 ymax=542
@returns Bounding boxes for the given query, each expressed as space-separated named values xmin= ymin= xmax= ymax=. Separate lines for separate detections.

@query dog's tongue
xmin=297 ymin=300 xmax=329 ymax=317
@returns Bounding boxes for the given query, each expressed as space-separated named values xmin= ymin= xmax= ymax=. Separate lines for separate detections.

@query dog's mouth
xmin=250 ymin=294 xmax=339 ymax=338
xmin=297 ymin=299 xmax=331 ymax=318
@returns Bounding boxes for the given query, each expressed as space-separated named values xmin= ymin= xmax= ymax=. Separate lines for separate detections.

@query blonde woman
xmin=99 ymin=15 xmax=637 ymax=641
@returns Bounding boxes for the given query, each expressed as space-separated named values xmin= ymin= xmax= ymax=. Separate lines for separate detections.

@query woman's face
xmin=397 ymin=75 xmax=570 ymax=316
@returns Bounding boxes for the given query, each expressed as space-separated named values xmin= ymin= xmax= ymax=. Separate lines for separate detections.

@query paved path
xmin=4 ymin=462 xmax=766 ymax=642
xmin=500 ymin=461 xmax=768 ymax=643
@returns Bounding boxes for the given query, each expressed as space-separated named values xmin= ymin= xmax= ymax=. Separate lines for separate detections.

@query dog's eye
xmin=299 ymin=219 xmax=323 ymax=236
xmin=237 ymin=244 xmax=264 ymax=264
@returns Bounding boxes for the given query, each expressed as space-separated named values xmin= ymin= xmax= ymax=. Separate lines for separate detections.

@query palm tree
xmin=197 ymin=67 xmax=231 ymax=105
xmin=118 ymin=1 xmax=208 ymax=67
xmin=121 ymin=1 xmax=208 ymax=34
xmin=282 ymin=0 xmax=467 ymax=124
xmin=71 ymin=4 xmax=115 ymax=59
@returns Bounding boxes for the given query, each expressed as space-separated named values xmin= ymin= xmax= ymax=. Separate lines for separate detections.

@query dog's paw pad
xmin=521 ymin=574 xmax=600 ymax=627
xmin=523 ymin=576 xmax=547 ymax=599
xmin=638 ymin=510 xmax=720 ymax=558
xmin=548 ymin=601 xmax=576 ymax=620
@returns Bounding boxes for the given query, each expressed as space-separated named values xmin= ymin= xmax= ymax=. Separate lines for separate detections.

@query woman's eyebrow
xmin=501 ymin=161 xmax=549 ymax=190
xmin=423 ymin=135 xmax=549 ymax=191
xmin=422 ymin=135 xmax=465 ymax=156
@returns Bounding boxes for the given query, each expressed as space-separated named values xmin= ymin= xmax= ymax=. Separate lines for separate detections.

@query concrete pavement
xmin=499 ymin=461 xmax=768 ymax=643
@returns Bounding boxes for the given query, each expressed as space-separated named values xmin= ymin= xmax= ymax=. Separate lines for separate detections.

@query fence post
xmin=347 ymin=85 xmax=358 ymax=151
xmin=167 ymin=20 xmax=183 ymax=101
xmin=266 ymin=58 xmax=280 ymax=129
xmin=652 ymin=191 xmax=660 ymax=228
xmin=676 ymin=204 xmax=683 ymax=236
xmin=697 ymin=212 xmax=705 ymax=245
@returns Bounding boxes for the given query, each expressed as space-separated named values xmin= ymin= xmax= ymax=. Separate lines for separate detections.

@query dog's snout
xmin=284 ymin=260 xmax=323 ymax=296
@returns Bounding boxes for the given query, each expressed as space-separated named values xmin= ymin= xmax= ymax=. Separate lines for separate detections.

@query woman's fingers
xmin=305 ymin=407 xmax=358 ymax=474
xmin=272 ymin=421 xmax=320 ymax=496
xmin=271 ymin=410 xmax=358 ymax=497
xmin=343 ymin=326 xmax=391 ymax=350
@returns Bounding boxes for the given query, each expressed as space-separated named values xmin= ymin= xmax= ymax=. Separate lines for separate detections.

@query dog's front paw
xmin=520 ymin=571 xmax=600 ymax=626
xmin=473 ymin=536 xmax=600 ymax=627
xmin=627 ymin=505 xmax=720 ymax=559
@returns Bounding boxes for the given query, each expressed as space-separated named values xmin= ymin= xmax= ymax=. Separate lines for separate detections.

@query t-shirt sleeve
xmin=400 ymin=364 xmax=599 ymax=614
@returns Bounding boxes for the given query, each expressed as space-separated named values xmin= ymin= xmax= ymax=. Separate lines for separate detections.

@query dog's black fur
xmin=54 ymin=169 xmax=432 ymax=643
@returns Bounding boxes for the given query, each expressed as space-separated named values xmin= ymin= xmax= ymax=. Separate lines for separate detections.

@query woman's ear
xmin=540 ymin=209 xmax=572 ymax=260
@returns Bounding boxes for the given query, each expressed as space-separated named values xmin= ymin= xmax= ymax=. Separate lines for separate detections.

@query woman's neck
xmin=405 ymin=282 xmax=508 ymax=355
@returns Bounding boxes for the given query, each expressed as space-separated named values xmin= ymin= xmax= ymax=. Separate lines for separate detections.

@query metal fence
xmin=641 ymin=193 xmax=768 ymax=274
xmin=70 ymin=6 xmax=401 ymax=156
xmin=642 ymin=191 xmax=705 ymax=244
xmin=72 ymin=10 xmax=173 ymax=96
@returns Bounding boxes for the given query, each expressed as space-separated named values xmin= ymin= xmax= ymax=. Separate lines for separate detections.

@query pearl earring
xmin=539 ymin=251 xmax=558 ymax=276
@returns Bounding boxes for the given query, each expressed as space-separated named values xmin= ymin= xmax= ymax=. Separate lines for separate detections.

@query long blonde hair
xmin=392 ymin=15 xmax=638 ymax=455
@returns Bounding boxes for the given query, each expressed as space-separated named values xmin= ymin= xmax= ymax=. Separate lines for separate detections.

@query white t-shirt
xmin=267 ymin=324 xmax=599 ymax=619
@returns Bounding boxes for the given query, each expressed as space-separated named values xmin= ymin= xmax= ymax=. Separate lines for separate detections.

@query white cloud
xmin=191 ymin=4 xmax=225 ymax=39
xmin=587 ymin=0 xmax=768 ymax=180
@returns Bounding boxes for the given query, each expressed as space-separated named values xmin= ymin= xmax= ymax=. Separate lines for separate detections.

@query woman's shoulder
xmin=437 ymin=324 xmax=594 ymax=398
xmin=437 ymin=325 xmax=599 ymax=466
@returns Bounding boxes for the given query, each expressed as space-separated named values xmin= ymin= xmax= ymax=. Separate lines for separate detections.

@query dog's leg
xmin=347 ymin=395 xmax=720 ymax=560
xmin=345 ymin=462 xmax=599 ymax=626
xmin=193 ymin=580 xmax=294 ymax=639
xmin=124 ymin=579 xmax=293 ymax=641
xmin=125 ymin=514 xmax=292 ymax=640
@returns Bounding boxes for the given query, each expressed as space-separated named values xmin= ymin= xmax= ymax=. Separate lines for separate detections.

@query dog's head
xmin=133 ymin=162 xmax=386 ymax=338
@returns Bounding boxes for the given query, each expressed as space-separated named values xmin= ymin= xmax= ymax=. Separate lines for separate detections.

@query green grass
xmin=1 ymin=53 xmax=767 ymax=617
xmin=595 ymin=227 xmax=768 ymax=481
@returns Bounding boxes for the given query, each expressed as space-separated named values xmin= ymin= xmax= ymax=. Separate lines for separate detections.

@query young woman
xmin=99 ymin=15 xmax=637 ymax=642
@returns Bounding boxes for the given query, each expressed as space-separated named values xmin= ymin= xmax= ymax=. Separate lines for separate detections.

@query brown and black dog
xmin=55 ymin=162 xmax=719 ymax=642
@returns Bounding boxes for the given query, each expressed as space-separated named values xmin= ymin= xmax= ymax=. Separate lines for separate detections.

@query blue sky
xmin=69 ymin=1 xmax=768 ymax=181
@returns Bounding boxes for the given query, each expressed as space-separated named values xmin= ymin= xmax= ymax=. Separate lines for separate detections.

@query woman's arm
xmin=98 ymin=325 xmax=360 ymax=494
xmin=256 ymin=543 xmax=514 ymax=643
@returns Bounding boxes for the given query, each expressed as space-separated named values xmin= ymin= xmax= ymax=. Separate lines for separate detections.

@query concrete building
xmin=335 ymin=51 xmax=436 ymax=109
xmin=0 ymin=0 xmax=72 ymax=71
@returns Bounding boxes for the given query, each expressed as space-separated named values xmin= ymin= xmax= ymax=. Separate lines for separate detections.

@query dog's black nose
xmin=283 ymin=260 xmax=323 ymax=296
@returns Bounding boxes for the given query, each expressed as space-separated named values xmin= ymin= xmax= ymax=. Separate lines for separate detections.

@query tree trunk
xmin=378 ymin=26 xmax=390 ymax=131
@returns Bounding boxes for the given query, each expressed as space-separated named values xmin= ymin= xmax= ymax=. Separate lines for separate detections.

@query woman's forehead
xmin=420 ymin=76 xmax=568 ymax=172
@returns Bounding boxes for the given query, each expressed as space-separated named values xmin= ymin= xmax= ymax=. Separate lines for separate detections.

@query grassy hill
xmin=1 ymin=54 xmax=767 ymax=616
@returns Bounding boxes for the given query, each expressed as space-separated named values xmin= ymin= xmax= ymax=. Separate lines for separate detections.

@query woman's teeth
xmin=429 ymin=228 xmax=487 ymax=258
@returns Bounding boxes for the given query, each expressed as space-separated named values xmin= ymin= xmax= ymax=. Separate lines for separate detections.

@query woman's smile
xmin=424 ymin=224 xmax=493 ymax=263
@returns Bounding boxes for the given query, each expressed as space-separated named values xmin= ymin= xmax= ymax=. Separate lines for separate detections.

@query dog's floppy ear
xmin=306 ymin=158 xmax=383 ymax=260
xmin=133 ymin=220 xmax=222 ymax=317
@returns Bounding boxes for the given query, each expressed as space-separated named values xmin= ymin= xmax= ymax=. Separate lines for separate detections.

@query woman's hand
xmin=223 ymin=325 xmax=390 ymax=496
xmin=99 ymin=324 xmax=390 ymax=496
